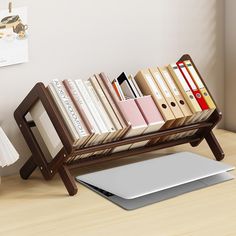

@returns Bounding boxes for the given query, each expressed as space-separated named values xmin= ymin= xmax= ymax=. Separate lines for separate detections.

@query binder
xmin=158 ymin=66 xmax=194 ymax=138
xmin=158 ymin=67 xmax=193 ymax=124
xmin=167 ymin=64 xmax=203 ymax=123
xmin=149 ymin=67 xmax=186 ymax=127
xmin=134 ymin=70 xmax=175 ymax=129
xmin=183 ymin=60 xmax=216 ymax=110
xmin=177 ymin=61 xmax=213 ymax=120
xmin=135 ymin=95 xmax=165 ymax=133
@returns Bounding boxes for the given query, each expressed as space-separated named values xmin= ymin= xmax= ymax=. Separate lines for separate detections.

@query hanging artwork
xmin=0 ymin=7 xmax=28 ymax=67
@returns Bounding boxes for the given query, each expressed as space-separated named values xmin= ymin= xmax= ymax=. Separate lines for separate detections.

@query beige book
xmin=47 ymin=84 xmax=80 ymax=147
xmin=96 ymin=74 xmax=129 ymax=141
xmin=84 ymin=80 xmax=116 ymax=143
xmin=89 ymin=75 xmax=123 ymax=141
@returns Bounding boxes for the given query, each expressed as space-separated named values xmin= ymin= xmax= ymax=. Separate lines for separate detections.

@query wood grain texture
xmin=0 ymin=129 xmax=235 ymax=236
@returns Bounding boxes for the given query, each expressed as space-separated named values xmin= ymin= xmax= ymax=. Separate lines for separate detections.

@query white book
xmin=65 ymin=79 xmax=100 ymax=134
xmin=84 ymin=80 xmax=116 ymax=133
xmin=48 ymin=84 xmax=80 ymax=146
xmin=75 ymin=79 xmax=108 ymax=134
xmin=75 ymin=79 xmax=112 ymax=155
xmin=51 ymin=79 xmax=88 ymax=138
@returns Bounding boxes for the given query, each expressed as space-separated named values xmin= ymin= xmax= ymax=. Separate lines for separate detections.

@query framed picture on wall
xmin=0 ymin=7 xmax=28 ymax=67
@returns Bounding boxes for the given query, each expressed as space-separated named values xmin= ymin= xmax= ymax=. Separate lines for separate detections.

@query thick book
xmin=51 ymin=79 xmax=91 ymax=147
xmin=47 ymin=84 xmax=80 ymax=146
xmin=84 ymin=80 xmax=116 ymax=143
xmin=74 ymin=79 xmax=111 ymax=155
xmin=63 ymin=79 xmax=102 ymax=158
xmin=90 ymin=75 xmax=123 ymax=141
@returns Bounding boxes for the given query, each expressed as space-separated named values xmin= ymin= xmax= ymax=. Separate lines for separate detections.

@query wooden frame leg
xmin=20 ymin=156 xmax=37 ymax=179
xmin=59 ymin=165 xmax=78 ymax=196
xmin=205 ymin=131 xmax=225 ymax=161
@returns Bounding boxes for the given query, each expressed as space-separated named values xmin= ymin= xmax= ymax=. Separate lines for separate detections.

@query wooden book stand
xmin=14 ymin=54 xmax=224 ymax=196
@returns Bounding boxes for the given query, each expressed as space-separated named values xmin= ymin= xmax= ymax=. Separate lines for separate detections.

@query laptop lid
xmin=76 ymin=152 xmax=234 ymax=199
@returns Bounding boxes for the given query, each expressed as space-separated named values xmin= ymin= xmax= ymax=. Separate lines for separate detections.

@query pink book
xmin=135 ymin=95 xmax=165 ymax=134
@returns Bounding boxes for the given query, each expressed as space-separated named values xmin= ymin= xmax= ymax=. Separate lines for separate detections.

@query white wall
xmin=0 ymin=0 xmax=225 ymax=175
xmin=225 ymin=0 xmax=236 ymax=131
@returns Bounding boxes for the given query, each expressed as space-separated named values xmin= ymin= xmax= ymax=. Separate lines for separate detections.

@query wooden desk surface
xmin=0 ymin=129 xmax=236 ymax=236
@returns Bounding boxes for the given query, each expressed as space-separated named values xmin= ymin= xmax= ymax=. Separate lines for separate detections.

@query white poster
xmin=0 ymin=7 xmax=28 ymax=67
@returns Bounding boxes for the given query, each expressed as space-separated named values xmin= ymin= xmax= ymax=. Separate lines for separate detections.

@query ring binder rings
xmin=14 ymin=54 xmax=224 ymax=196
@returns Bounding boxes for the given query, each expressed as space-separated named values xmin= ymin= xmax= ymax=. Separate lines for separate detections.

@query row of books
xmin=30 ymin=57 xmax=216 ymax=162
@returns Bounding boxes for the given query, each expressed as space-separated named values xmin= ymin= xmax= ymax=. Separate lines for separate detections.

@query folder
xmin=183 ymin=60 xmax=216 ymax=110
xmin=134 ymin=70 xmax=175 ymax=129
xmin=167 ymin=64 xmax=203 ymax=123
xmin=176 ymin=62 xmax=212 ymax=120
xmin=117 ymin=99 xmax=148 ymax=150
xmin=149 ymin=67 xmax=186 ymax=127
xmin=135 ymin=95 xmax=165 ymax=133
xmin=158 ymin=67 xmax=193 ymax=124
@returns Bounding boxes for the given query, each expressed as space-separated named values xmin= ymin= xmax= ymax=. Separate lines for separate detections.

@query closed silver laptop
xmin=76 ymin=152 xmax=234 ymax=210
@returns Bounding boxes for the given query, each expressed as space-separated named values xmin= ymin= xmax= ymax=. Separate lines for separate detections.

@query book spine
xmin=75 ymin=79 xmax=108 ymax=134
xmin=51 ymin=79 xmax=88 ymax=138
xmin=47 ymin=84 xmax=79 ymax=143
xmin=85 ymin=80 xmax=115 ymax=133
xmin=63 ymin=79 xmax=99 ymax=134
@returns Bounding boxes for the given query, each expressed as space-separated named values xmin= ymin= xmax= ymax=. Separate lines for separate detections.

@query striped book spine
xmin=51 ymin=79 xmax=88 ymax=138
